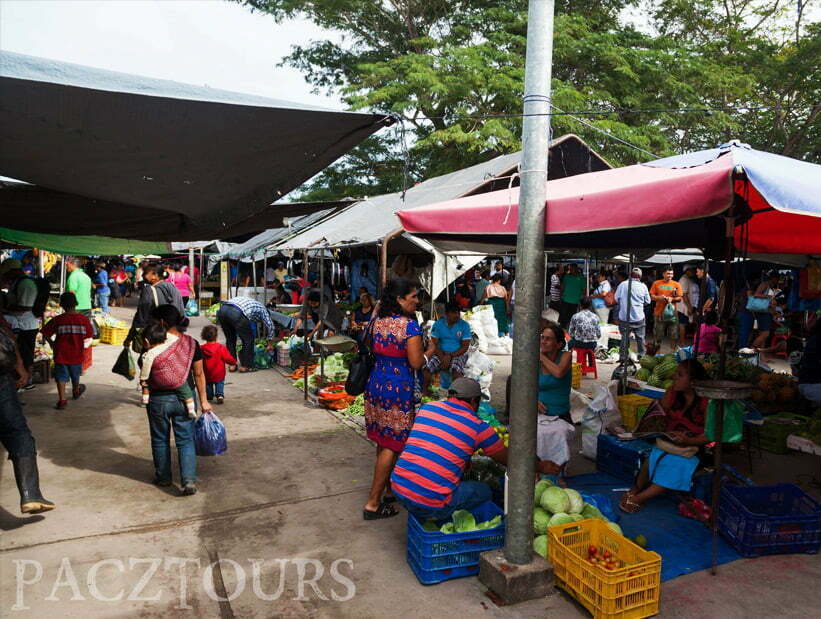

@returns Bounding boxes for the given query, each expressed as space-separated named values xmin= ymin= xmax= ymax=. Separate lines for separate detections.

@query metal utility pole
xmin=505 ymin=0 xmax=555 ymax=565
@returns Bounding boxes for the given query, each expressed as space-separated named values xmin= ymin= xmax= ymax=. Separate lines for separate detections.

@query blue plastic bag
xmin=184 ymin=298 xmax=199 ymax=317
xmin=194 ymin=412 xmax=228 ymax=456
xmin=580 ymin=491 xmax=621 ymax=523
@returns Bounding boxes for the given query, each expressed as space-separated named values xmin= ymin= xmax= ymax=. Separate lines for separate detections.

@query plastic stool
xmin=768 ymin=333 xmax=788 ymax=360
xmin=573 ymin=348 xmax=598 ymax=379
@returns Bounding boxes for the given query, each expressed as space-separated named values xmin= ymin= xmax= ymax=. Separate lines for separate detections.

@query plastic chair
xmin=573 ymin=348 xmax=598 ymax=379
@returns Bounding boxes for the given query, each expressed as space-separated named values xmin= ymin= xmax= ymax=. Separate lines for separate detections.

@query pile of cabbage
xmin=532 ymin=480 xmax=622 ymax=559
xmin=423 ymin=509 xmax=502 ymax=534
xmin=291 ymin=352 xmax=350 ymax=389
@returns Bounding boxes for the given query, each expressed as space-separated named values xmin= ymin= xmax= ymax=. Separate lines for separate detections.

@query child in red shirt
xmin=41 ymin=292 xmax=94 ymax=410
xmin=200 ymin=325 xmax=237 ymax=404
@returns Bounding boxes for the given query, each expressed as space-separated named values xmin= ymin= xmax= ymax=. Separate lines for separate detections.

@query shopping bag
xmin=662 ymin=302 xmax=677 ymax=322
xmin=194 ymin=411 xmax=228 ymax=456
xmin=704 ymin=399 xmax=745 ymax=443
xmin=185 ymin=298 xmax=199 ymax=317
xmin=111 ymin=347 xmax=136 ymax=381
xmin=745 ymin=296 xmax=770 ymax=312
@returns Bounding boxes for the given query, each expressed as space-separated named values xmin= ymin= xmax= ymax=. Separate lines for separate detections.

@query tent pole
xmin=198 ymin=248 xmax=204 ymax=304
xmin=59 ymin=256 xmax=67 ymax=295
xmin=692 ymin=251 xmax=708 ymax=355
xmin=252 ymin=259 xmax=258 ymax=298
xmin=584 ymin=256 xmax=590 ymax=296
xmin=37 ymin=248 xmax=44 ymax=278
xmin=263 ymin=251 xmax=268 ymax=305
xmin=503 ymin=0 xmax=554 ymax=567
xmin=319 ymin=250 xmax=325 ymax=385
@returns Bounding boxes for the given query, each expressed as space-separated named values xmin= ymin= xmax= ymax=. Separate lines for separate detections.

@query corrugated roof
xmin=224 ymin=209 xmax=335 ymax=259
xmin=275 ymin=134 xmax=610 ymax=251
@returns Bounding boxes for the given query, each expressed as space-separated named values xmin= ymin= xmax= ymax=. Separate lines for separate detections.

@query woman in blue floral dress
xmin=363 ymin=278 xmax=425 ymax=519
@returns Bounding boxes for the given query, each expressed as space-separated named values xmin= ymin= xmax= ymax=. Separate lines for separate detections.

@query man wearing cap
xmin=615 ymin=268 xmax=652 ymax=362
xmin=0 ymin=259 xmax=40 ymax=388
xmin=390 ymin=378 xmax=559 ymax=520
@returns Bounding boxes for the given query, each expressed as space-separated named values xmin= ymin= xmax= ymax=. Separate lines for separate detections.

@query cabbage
xmin=606 ymin=522 xmax=623 ymax=536
xmin=548 ymin=512 xmax=575 ymax=527
xmin=476 ymin=515 xmax=502 ymax=530
xmin=581 ymin=503 xmax=606 ymax=521
xmin=440 ymin=522 xmax=455 ymax=534
xmin=534 ymin=480 xmax=553 ymax=506
xmin=533 ymin=535 xmax=549 ymax=558
xmin=565 ymin=489 xmax=584 ymax=514
xmin=533 ymin=507 xmax=551 ymax=534
xmin=540 ymin=486 xmax=570 ymax=514
xmin=452 ymin=510 xmax=477 ymax=533
xmin=569 ymin=514 xmax=584 ymax=522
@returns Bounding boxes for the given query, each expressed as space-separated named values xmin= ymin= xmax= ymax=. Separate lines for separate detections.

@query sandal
xmin=363 ymin=502 xmax=399 ymax=520
xmin=619 ymin=494 xmax=642 ymax=514
xmin=73 ymin=384 xmax=87 ymax=400
xmin=382 ymin=494 xmax=397 ymax=504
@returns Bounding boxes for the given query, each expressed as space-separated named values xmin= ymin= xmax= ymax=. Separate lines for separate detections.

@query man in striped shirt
xmin=391 ymin=378 xmax=559 ymax=520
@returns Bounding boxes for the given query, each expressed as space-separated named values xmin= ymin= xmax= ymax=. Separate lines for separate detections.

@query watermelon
xmin=636 ymin=368 xmax=651 ymax=381
xmin=640 ymin=356 xmax=658 ymax=370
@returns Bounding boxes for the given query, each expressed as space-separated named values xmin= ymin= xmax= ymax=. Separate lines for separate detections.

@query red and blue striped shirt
xmin=391 ymin=398 xmax=503 ymax=509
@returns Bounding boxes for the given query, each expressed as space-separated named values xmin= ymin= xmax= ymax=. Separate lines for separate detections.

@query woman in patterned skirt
xmin=363 ymin=278 xmax=425 ymax=519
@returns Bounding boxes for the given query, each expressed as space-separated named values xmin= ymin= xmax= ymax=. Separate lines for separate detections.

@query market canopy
xmin=0 ymin=51 xmax=390 ymax=241
xmin=0 ymin=226 xmax=170 ymax=256
xmin=398 ymin=142 xmax=821 ymax=256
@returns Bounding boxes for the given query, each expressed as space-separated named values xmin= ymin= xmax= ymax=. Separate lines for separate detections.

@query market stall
xmin=394 ymin=141 xmax=821 ymax=600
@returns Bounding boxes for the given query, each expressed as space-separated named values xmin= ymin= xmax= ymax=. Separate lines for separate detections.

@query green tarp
xmin=0 ymin=227 xmax=170 ymax=256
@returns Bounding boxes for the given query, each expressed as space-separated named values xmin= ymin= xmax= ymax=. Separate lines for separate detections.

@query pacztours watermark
xmin=9 ymin=556 xmax=356 ymax=611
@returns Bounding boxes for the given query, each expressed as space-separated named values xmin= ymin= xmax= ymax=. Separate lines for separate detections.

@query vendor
xmin=422 ymin=302 xmax=472 ymax=393
xmin=538 ymin=322 xmax=573 ymax=424
xmin=390 ymin=378 xmax=559 ymax=520
xmin=620 ymin=359 xmax=710 ymax=514
xmin=293 ymin=288 xmax=343 ymax=339
xmin=350 ymin=292 xmax=376 ymax=341
xmin=798 ymin=313 xmax=820 ymax=406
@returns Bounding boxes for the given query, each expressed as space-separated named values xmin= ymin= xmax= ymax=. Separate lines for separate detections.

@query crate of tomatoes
xmin=548 ymin=518 xmax=661 ymax=619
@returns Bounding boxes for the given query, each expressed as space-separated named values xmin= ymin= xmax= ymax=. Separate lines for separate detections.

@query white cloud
xmin=0 ymin=0 xmax=343 ymax=109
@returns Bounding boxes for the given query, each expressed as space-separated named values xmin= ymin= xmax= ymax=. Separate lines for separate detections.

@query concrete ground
xmin=1 ymin=305 xmax=819 ymax=617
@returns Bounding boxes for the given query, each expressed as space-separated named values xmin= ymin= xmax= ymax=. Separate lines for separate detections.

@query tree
xmin=238 ymin=0 xmax=819 ymax=200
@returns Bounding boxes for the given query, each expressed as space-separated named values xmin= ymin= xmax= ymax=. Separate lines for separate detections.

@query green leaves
xmin=237 ymin=0 xmax=818 ymax=200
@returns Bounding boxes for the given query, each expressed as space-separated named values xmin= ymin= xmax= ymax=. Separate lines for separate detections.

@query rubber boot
xmin=12 ymin=455 xmax=55 ymax=514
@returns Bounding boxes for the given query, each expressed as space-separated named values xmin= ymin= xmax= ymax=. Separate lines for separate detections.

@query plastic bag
xmin=185 ymin=298 xmax=199 ymax=317
xmin=112 ymin=347 xmax=135 ymax=381
xmin=579 ymin=491 xmax=621 ymax=523
xmin=580 ymin=381 xmax=620 ymax=460
xmin=194 ymin=411 xmax=228 ymax=456
xmin=536 ymin=416 xmax=575 ymax=465
xmin=704 ymin=399 xmax=745 ymax=443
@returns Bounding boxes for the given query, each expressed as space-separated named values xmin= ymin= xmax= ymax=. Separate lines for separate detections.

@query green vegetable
xmin=476 ymin=515 xmax=502 ymax=530
xmin=533 ymin=535 xmax=549 ymax=558
xmin=633 ymin=534 xmax=648 ymax=548
xmin=569 ymin=514 xmax=584 ymax=522
xmin=540 ymin=486 xmax=570 ymax=514
xmin=451 ymin=510 xmax=477 ymax=533
xmin=534 ymin=480 xmax=553 ymax=506
xmin=581 ymin=503 xmax=606 ymax=521
xmin=640 ymin=356 xmax=658 ymax=370
xmin=564 ymin=489 xmax=584 ymax=514
xmin=548 ymin=512 xmax=575 ymax=527
xmin=606 ymin=522 xmax=623 ymax=536
xmin=533 ymin=507 xmax=551 ymax=534
xmin=440 ymin=522 xmax=455 ymax=534
xmin=636 ymin=368 xmax=651 ymax=381
xmin=423 ymin=520 xmax=438 ymax=532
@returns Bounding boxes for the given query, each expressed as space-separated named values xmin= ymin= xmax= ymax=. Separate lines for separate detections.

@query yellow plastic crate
xmin=572 ymin=363 xmax=582 ymax=389
xmin=100 ymin=326 xmax=128 ymax=346
xmin=548 ymin=519 xmax=662 ymax=619
xmin=617 ymin=394 xmax=654 ymax=431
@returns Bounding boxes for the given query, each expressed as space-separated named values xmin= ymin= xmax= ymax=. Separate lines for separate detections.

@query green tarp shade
xmin=0 ymin=227 xmax=170 ymax=256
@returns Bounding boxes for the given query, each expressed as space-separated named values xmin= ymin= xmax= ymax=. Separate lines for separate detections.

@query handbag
xmin=745 ymin=294 xmax=771 ymax=313
xmin=344 ymin=308 xmax=378 ymax=396
xmin=655 ymin=437 xmax=698 ymax=458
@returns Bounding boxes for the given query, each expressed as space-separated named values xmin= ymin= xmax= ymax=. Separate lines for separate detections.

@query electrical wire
xmin=551 ymin=104 xmax=660 ymax=160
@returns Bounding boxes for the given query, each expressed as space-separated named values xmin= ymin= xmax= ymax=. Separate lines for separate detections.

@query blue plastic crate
xmin=407 ymin=547 xmax=481 ymax=585
xmin=406 ymin=501 xmax=504 ymax=583
xmin=596 ymin=434 xmax=652 ymax=482
xmin=718 ymin=483 xmax=820 ymax=557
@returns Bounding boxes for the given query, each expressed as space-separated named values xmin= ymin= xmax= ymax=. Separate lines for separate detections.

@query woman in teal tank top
xmin=538 ymin=322 xmax=573 ymax=424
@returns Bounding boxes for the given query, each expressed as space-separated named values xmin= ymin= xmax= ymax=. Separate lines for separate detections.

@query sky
xmin=0 ymin=0 xmax=343 ymax=109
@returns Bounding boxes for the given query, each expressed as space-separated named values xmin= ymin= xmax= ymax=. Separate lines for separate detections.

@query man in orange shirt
xmin=649 ymin=268 xmax=683 ymax=352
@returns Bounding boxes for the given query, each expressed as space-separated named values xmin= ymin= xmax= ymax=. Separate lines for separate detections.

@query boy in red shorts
xmin=41 ymin=292 xmax=94 ymax=410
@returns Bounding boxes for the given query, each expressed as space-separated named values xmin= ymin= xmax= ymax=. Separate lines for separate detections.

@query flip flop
xmin=363 ymin=502 xmax=399 ymax=520
xmin=382 ymin=494 xmax=397 ymax=504
xmin=619 ymin=494 xmax=642 ymax=514
xmin=73 ymin=384 xmax=87 ymax=400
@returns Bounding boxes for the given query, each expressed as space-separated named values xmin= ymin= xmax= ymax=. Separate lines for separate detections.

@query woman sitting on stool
xmin=620 ymin=359 xmax=709 ymax=513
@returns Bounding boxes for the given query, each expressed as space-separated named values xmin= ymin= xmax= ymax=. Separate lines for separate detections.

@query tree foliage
xmin=239 ymin=0 xmax=819 ymax=199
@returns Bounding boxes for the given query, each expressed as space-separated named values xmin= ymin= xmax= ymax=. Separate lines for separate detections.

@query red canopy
xmin=398 ymin=151 xmax=821 ymax=255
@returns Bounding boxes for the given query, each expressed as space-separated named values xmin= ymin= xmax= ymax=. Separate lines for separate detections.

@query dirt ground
xmin=1 ymin=304 xmax=819 ymax=617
